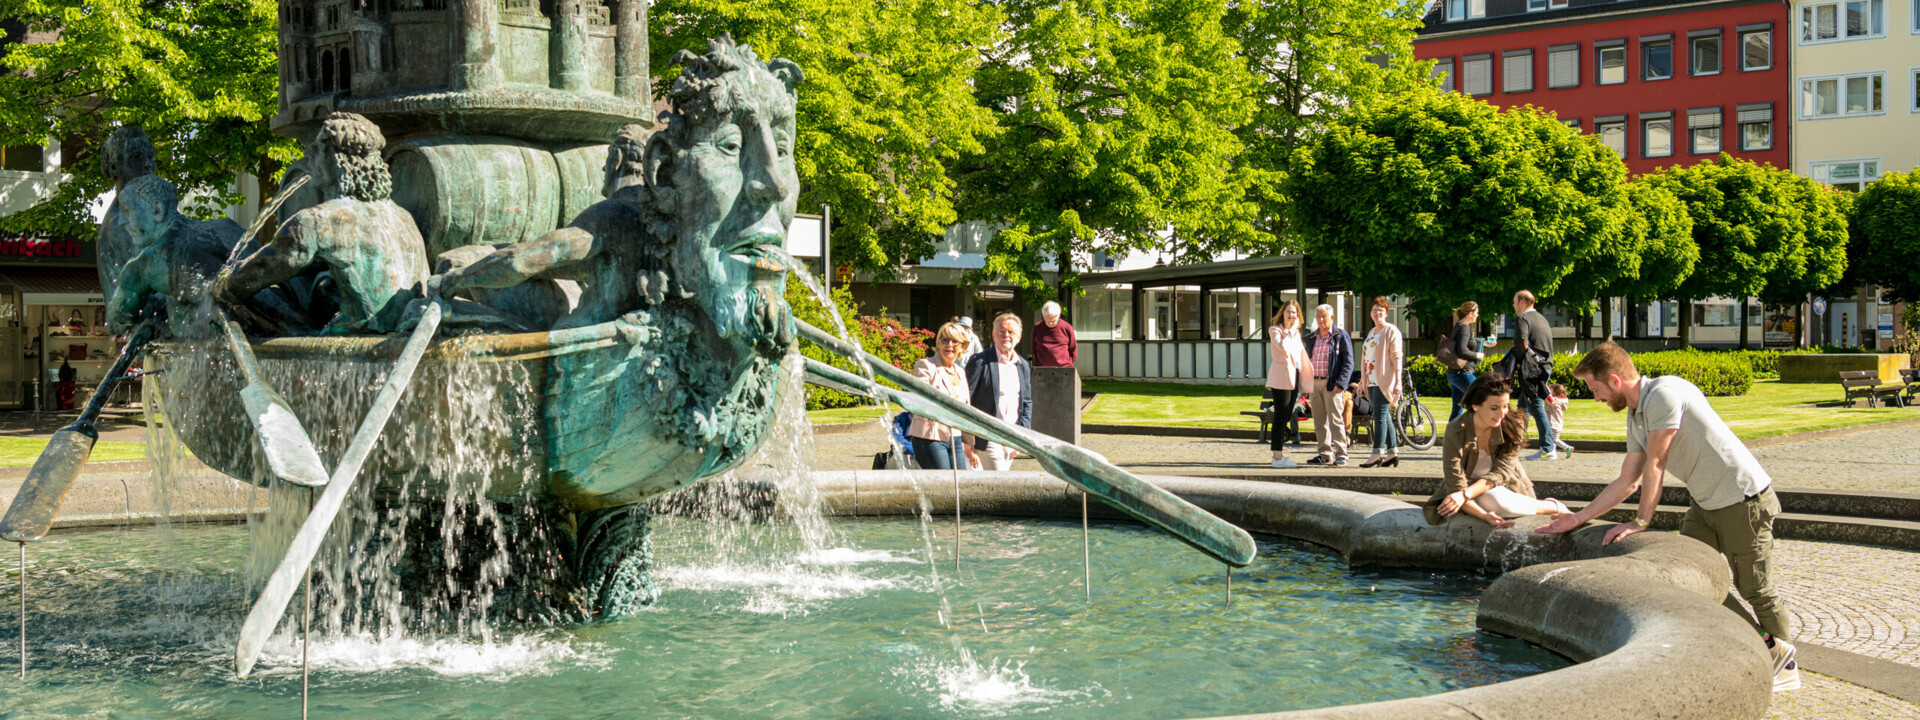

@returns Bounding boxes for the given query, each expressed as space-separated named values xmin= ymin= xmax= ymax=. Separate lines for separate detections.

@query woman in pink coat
xmin=1264 ymin=300 xmax=1313 ymax=468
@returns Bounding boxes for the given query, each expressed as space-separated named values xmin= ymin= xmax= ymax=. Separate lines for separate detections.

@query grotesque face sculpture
xmin=101 ymin=126 xmax=158 ymax=187
xmin=647 ymin=36 xmax=802 ymax=355
xmin=307 ymin=112 xmax=393 ymax=203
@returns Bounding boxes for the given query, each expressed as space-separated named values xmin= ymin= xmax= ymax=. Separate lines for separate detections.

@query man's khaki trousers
xmin=1680 ymin=487 xmax=1791 ymax=640
xmin=1309 ymin=382 xmax=1349 ymax=461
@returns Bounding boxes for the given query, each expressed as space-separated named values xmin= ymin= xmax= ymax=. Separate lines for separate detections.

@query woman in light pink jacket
xmin=1264 ymin=300 xmax=1313 ymax=468
xmin=1360 ymin=296 xmax=1404 ymax=467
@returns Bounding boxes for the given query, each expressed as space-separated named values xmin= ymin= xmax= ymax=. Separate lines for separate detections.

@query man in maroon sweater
xmin=1031 ymin=300 xmax=1077 ymax=368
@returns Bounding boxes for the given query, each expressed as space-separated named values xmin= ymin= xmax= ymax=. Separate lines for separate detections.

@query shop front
xmin=0 ymin=234 xmax=102 ymax=410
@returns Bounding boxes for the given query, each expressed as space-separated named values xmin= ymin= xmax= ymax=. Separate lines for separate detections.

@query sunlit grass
xmin=1081 ymin=379 xmax=1909 ymax=441
xmin=0 ymin=436 xmax=148 ymax=467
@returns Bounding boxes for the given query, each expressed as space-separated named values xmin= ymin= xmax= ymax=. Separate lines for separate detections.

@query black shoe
xmin=1381 ymin=456 xmax=1400 ymax=468
xmin=1305 ymin=455 xmax=1330 ymax=465
xmin=1358 ymin=458 xmax=1383 ymax=468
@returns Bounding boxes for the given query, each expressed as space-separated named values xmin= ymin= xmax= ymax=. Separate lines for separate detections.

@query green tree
xmin=0 ymin=0 xmax=294 ymax=238
xmin=650 ymin=0 xmax=1003 ymax=277
xmin=1222 ymin=0 xmax=1432 ymax=250
xmin=1285 ymin=90 xmax=1631 ymax=320
xmin=1847 ymin=169 xmax=1920 ymax=302
xmin=955 ymin=0 xmax=1260 ymax=304
xmin=1551 ymin=180 xmax=1696 ymax=339
xmin=1641 ymin=154 xmax=1842 ymax=347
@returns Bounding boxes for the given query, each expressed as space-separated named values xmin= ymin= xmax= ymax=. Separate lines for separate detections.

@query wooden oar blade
xmin=799 ymin=354 xmax=1257 ymax=567
xmin=224 ymin=317 xmax=329 ymax=488
xmin=235 ymin=302 xmax=443 ymax=678
xmin=0 ymin=428 xmax=98 ymax=542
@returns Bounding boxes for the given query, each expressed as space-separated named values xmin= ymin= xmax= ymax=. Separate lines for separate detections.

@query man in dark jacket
xmin=1301 ymin=304 xmax=1355 ymax=465
xmin=1508 ymin=290 xmax=1560 ymax=460
xmin=966 ymin=312 xmax=1033 ymax=471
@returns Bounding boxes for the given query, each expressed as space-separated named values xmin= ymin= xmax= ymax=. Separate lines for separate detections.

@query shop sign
xmin=0 ymin=235 xmax=96 ymax=263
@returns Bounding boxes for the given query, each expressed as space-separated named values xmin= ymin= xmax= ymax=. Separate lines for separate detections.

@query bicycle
xmin=1392 ymin=368 xmax=1438 ymax=451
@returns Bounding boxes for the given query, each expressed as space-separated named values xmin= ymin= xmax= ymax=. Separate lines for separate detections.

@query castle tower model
xmin=272 ymin=0 xmax=652 ymax=256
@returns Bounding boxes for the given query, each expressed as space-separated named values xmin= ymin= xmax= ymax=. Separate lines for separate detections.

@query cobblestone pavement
xmin=1768 ymin=672 xmax=1918 ymax=718
xmin=811 ymin=423 xmax=1920 ymax=717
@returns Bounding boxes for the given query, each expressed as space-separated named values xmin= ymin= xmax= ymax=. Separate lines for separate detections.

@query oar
xmin=220 ymin=312 xmax=328 ymax=487
xmin=0 ymin=304 xmax=165 ymax=543
xmin=234 ymin=301 xmax=443 ymax=678
xmin=794 ymin=318 xmax=1256 ymax=567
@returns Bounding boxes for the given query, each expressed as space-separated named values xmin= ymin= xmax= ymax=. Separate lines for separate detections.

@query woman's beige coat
xmin=1423 ymin=412 xmax=1535 ymax=525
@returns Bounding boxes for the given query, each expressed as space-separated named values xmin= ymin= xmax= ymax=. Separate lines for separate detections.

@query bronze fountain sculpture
xmin=0 ymin=0 xmax=1254 ymax=683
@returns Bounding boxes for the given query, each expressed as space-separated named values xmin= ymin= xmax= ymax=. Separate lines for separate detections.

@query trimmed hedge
xmin=1409 ymin=348 xmax=1752 ymax=400
xmin=1702 ymin=346 xmax=1867 ymax=379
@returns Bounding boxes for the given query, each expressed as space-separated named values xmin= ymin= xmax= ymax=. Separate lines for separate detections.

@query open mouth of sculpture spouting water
xmin=729 ymin=238 xmax=790 ymax=275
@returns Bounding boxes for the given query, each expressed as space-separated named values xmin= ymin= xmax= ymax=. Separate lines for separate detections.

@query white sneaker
xmin=1525 ymin=451 xmax=1561 ymax=461
xmin=1271 ymin=457 xmax=1298 ymax=469
xmin=1770 ymin=640 xmax=1800 ymax=692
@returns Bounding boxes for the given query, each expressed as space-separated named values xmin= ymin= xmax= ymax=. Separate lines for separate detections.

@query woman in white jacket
xmin=1264 ymin=300 xmax=1313 ymax=468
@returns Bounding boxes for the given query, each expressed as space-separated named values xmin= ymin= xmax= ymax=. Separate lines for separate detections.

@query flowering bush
xmin=786 ymin=277 xmax=933 ymax=410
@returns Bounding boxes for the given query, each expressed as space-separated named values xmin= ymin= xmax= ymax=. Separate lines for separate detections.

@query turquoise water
xmin=0 ymin=516 xmax=1566 ymax=719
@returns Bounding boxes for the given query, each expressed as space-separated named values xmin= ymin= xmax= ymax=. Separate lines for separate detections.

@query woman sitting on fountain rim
xmin=1425 ymin=374 xmax=1569 ymax=528
xmin=907 ymin=321 xmax=974 ymax=470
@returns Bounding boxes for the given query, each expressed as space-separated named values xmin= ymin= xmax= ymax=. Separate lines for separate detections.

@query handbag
xmin=1435 ymin=340 xmax=1469 ymax=372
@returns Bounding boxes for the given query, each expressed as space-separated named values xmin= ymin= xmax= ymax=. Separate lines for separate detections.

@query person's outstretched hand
xmin=1535 ymin=512 xmax=1583 ymax=535
xmin=1602 ymin=523 xmax=1645 ymax=546
xmin=1438 ymin=491 xmax=1466 ymax=517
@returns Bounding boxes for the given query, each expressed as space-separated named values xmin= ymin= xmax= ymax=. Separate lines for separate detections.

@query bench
xmin=1245 ymin=389 xmax=1306 ymax=445
xmin=1838 ymin=370 xmax=1905 ymax=408
xmin=1904 ymin=368 xmax=1920 ymax=407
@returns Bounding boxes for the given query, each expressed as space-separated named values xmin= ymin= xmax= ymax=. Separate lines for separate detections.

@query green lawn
xmin=806 ymin=405 xmax=889 ymax=424
xmin=0 ymin=436 xmax=149 ymax=467
xmin=1081 ymin=379 xmax=1910 ymax=441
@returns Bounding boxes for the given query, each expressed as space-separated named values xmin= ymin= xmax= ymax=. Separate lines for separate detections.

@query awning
xmin=1083 ymin=254 xmax=1349 ymax=292
xmin=0 ymin=267 xmax=105 ymax=305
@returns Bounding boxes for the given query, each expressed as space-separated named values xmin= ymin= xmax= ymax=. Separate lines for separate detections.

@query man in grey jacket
xmin=1510 ymin=290 xmax=1560 ymax=460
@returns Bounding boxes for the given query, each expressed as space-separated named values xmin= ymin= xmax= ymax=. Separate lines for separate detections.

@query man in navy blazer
xmin=1301 ymin=304 xmax=1355 ymax=465
xmin=965 ymin=312 xmax=1033 ymax=471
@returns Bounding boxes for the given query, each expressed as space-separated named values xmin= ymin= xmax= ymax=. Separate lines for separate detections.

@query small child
xmin=1546 ymin=383 xmax=1576 ymax=456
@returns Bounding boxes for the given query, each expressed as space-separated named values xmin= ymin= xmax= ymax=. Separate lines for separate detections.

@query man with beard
xmin=1536 ymin=341 xmax=1798 ymax=692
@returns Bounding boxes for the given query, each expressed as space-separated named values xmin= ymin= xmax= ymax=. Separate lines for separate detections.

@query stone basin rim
xmin=808 ymin=469 xmax=1773 ymax=720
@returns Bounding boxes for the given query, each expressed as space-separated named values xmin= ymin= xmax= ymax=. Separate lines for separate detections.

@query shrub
xmin=787 ymin=276 xmax=933 ymax=410
xmin=1411 ymin=348 xmax=1752 ymax=399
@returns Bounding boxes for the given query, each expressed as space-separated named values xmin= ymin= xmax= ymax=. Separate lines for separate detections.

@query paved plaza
xmin=811 ymin=420 xmax=1920 ymax=716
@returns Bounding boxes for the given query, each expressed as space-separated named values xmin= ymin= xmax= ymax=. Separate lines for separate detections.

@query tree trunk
xmin=1602 ymin=300 xmax=1615 ymax=342
xmin=1738 ymin=297 xmax=1750 ymax=349
xmin=1056 ymin=251 xmax=1074 ymax=323
xmin=1679 ymin=297 xmax=1693 ymax=346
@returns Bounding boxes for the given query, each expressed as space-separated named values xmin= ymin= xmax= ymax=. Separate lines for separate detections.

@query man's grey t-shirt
xmin=1626 ymin=376 xmax=1771 ymax=510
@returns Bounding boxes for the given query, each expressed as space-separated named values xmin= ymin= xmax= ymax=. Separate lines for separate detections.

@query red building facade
xmin=1415 ymin=0 xmax=1790 ymax=176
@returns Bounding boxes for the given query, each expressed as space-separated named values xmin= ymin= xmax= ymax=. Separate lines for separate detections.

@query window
xmin=0 ymin=145 xmax=44 ymax=173
xmin=1596 ymin=116 xmax=1627 ymax=158
xmin=1810 ymin=158 xmax=1881 ymax=191
xmin=1503 ymin=50 xmax=1533 ymax=93
xmin=1433 ymin=58 xmax=1455 ymax=92
xmin=1563 ymin=118 xmax=1581 ymax=131
xmin=1912 ymin=68 xmax=1920 ymax=111
xmin=1689 ymin=108 xmax=1721 ymax=154
xmin=1740 ymin=26 xmax=1772 ymax=70
xmin=1446 ymin=0 xmax=1465 ymax=20
xmin=1800 ymin=72 xmax=1885 ymax=118
xmin=1642 ymin=36 xmax=1673 ymax=80
xmin=1469 ymin=0 xmax=1485 ymax=17
xmin=1737 ymin=103 xmax=1774 ymax=150
xmin=1597 ymin=41 xmax=1626 ymax=84
xmin=1642 ymin=113 xmax=1673 ymax=157
xmin=1528 ymin=0 xmax=1546 ymax=10
xmin=1800 ymin=0 xmax=1885 ymax=43
xmin=1690 ymin=31 xmax=1721 ymax=75
xmin=1463 ymin=54 xmax=1493 ymax=96
xmin=1548 ymin=44 xmax=1580 ymax=88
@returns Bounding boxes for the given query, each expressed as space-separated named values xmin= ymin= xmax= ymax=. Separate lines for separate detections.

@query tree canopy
xmin=953 ymin=0 xmax=1260 ymax=302
xmin=1222 ymin=0 xmax=1433 ymax=252
xmin=1847 ymin=169 xmax=1920 ymax=302
xmin=1285 ymin=90 xmax=1630 ymax=319
xmin=1640 ymin=155 xmax=1843 ymax=305
xmin=650 ymin=0 xmax=1003 ymax=278
xmin=0 ymin=0 xmax=294 ymax=238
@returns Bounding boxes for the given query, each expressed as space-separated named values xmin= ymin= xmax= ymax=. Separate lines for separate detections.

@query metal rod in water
xmin=1082 ymin=492 xmax=1091 ymax=600
xmin=1225 ymin=565 xmax=1232 ymax=608
xmin=952 ymin=463 xmax=961 ymax=572
xmin=302 ymin=488 xmax=313 ymax=720
xmin=17 ymin=542 xmax=23 ymax=679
